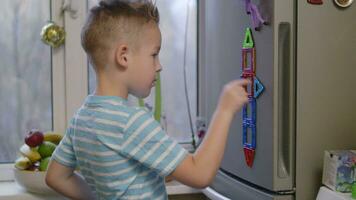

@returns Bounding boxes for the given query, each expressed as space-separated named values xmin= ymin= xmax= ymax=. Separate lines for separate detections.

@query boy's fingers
xmin=238 ymin=78 xmax=251 ymax=86
xmin=230 ymin=79 xmax=251 ymax=87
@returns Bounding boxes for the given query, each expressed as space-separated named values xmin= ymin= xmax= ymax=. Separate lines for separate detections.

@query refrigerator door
xmin=295 ymin=1 xmax=356 ymax=199
xmin=202 ymin=171 xmax=294 ymax=200
xmin=199 ymin=0 xmax=295 ymax=192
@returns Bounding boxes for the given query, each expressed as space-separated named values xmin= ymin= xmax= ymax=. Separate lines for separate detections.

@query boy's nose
xmin=156 ymin=64 xmax=162 ymax=72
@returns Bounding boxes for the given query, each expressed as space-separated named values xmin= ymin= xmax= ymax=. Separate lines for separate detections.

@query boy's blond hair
xmin=81 ymin=0 xmax=159 ymax=71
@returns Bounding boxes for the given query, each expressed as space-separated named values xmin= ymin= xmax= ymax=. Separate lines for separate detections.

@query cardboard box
xmin=322 ymin=150 xmax=356 ymax=193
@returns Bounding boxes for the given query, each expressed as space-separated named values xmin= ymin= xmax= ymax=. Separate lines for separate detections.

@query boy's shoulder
xmin=83 ymin=96 xmax=149 ymax=118
xmin=71 ymin=97 xmax=152 ymax=126
xmin=101 ymin=101 xmax=154 ymax=123
xmin=125 ymin=106 xmax=153 ymax=120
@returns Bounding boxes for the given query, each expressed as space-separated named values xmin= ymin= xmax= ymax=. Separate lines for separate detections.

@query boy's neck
xmin=94 ymin=73 xmax=128 ymax=99
xmin=94 ymin=88 xmax=128 ymax=99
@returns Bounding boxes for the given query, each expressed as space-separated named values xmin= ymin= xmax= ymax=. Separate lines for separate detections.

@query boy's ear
xmin=115 ymin=44 xmax=129 ymax=68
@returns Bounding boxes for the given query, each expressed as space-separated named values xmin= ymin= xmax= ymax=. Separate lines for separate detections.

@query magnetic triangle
xmin=243 ymin=28 xmax=254 ymax=49
xmin=243 ymin=147 xmax=255 ymax=168
xmin=254 ymin=77 xmax=265 ymax=98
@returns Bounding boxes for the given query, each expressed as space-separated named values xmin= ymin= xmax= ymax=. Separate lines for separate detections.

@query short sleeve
xmin=52 ymin=124 xmax=77 ymax=168
xmin=120 ymin=108 xmax=188 ymax=177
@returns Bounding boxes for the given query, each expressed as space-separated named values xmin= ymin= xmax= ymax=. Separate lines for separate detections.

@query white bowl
xmin=13 ymin=167 xmax=58 ymax=195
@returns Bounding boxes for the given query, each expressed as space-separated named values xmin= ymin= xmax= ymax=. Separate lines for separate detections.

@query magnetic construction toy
xmin=241 ymin=28 xmax=264 ymax=168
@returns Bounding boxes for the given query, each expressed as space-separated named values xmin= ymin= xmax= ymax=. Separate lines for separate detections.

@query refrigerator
xmin=198 ymin=0 xmax=356 ymax=199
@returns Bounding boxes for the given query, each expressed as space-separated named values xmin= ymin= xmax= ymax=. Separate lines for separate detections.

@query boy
xmin=45 ymin=0 xmax=249 ymax=199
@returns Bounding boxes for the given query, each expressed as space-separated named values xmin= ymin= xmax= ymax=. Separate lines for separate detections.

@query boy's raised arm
xmin=170 ymin=79 xmax=250 ymax=188
xmin=46 ymin=160 xmax=97 ymax=200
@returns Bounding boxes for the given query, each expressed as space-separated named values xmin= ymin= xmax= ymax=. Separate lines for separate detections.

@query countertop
xmin=316 ymin=186 xmax=352 ymax=200
xmin=0 ymin=180 xmax=200 ymax=200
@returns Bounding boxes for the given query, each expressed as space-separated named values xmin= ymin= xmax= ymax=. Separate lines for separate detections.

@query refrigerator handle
xmin=276 ymin=22 xmax=295 ymax=179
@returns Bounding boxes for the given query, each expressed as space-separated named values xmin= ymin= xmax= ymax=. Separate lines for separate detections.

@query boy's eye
xmin=152 ymin=53 xmax=158 ymax=57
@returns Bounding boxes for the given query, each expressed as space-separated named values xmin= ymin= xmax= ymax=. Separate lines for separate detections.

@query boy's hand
xmin=217 ymin=79 xmax=250 ymax=116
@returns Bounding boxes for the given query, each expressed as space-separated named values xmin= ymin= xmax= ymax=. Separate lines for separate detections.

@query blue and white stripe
xmin=52 ymin=95 xmax=187 ymax=200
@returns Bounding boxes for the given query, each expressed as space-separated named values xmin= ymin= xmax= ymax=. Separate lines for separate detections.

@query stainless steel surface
xmin=199 ymin=0 xmax=275 ymax=190
xmin=199 ymin=0 xmax=356 ymax=199
xmin=199 ymin=0 xmax=294 ymax=192
xmin=296 ymin=1 xmax=356 ymax=199
xmin=207 ymin=171 xmax=294 ymax=200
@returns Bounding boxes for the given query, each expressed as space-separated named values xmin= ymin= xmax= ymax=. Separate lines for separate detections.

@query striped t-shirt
xmin=52 ymin=95 xmax=188 ymax=200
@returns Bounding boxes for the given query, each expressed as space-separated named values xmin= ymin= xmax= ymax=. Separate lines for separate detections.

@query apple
xmin=25 ymin=130 xmax=44 ymax=147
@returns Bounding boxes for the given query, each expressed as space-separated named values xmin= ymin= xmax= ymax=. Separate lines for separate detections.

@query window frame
xmin=0 ymin=0 xmax=87 ymax=181
xmin=53 ymin=0 xmax=88 ymax=133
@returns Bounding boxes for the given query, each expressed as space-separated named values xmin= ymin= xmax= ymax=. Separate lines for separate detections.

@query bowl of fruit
xmin=13 ymin=130 xmax=63 ymax=195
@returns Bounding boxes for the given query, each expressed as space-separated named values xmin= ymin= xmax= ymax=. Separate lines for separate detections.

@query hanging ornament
xmin=40 ymin=22 xmax=65 ymax=48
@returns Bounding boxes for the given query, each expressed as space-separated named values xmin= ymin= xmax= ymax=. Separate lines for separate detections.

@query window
xmin=0 ymin=0 xmax=71 ymax=181
xmin=88 ymin=0 xmax=198 ymax=144
xmin=0 ymin=0 xmax=52 ymax=164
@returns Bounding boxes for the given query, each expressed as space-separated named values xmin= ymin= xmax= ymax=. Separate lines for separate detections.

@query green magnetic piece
xmin=243 ymin=28 xmax=254 ymax=48
xmin=138 ymin=73 xmax=161 ymax=122
xmin=154 ymin=73 xmax=162 ymax=122
xmin=352 ymin=182 xmax=356 ymax=199
xmin=138 ymin=98 xmax=145 ymax=107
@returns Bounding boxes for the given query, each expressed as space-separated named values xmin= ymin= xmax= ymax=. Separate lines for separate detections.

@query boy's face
xmin=128 ymin=22 xmax=162 ymax=98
